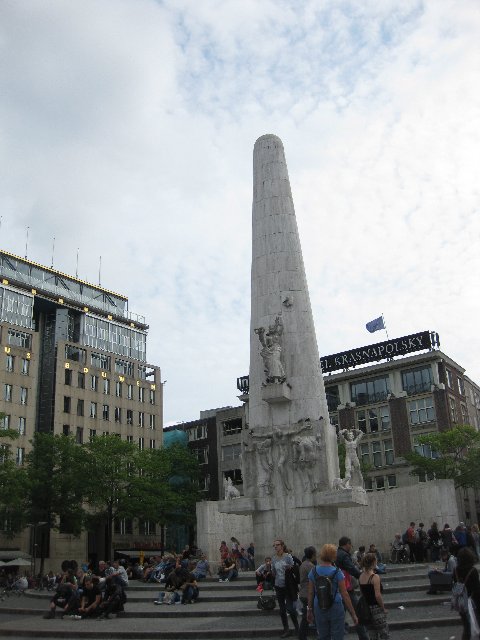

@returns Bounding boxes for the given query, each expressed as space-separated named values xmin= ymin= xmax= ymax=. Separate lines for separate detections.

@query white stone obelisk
xmin=219 ymin=134 xmax=366 ymax=561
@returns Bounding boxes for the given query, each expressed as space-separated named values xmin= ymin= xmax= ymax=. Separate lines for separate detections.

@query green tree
xmin=0 ymin=412 xmax=30 ymax=536
xmin=404 ymin=424 xmax=480 ymax=489
xmin=83 ymin=435 xmax=141 ymax=560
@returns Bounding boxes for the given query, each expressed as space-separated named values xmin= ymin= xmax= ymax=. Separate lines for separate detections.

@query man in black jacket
xmin=336 ymin=536 xmax=369 ymax=640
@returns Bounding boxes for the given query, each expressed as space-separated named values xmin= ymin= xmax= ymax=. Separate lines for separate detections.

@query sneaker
xmin=225 ymin=578 xmax=229 ymax=582
xmin=73 ymin=615 xmax=82 ymax=620
xmin=153 ymin=600 xmax=162 ymax=605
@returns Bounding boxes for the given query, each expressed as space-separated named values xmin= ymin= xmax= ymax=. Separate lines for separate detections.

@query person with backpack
xmin=272 ymin=539 xmax=299 ymax=637
xmin=451 ymin=547 xmax=480 ymax=640
xmin=415 ymin=523 xmax=428 ymax=562
xmin=307 ymin=543 xmax=358 ymax=640
xmin=358 ymin=553 xmax=389 ymax=639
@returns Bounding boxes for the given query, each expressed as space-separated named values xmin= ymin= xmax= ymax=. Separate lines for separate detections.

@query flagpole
xmin=382 ymin=313 xmax=389 ymax=340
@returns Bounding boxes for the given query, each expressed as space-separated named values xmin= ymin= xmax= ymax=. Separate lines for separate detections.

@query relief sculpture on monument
xmin=254 ymin=315 xmax=286 ymax=384
xmin=337 ymin=428 xmax=364 ymax=489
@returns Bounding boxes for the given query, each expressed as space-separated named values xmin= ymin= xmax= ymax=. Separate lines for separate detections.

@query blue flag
xmin=366 ymin=316 xmax=385 ymax=333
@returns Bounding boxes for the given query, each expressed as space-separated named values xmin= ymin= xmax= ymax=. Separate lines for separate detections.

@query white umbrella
xmin=3 ymin=558 xmax=31 ymax=566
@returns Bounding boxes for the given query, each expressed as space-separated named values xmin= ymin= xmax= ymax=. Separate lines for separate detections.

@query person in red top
xmin=406 ymin=522 xmax=416 ymax=562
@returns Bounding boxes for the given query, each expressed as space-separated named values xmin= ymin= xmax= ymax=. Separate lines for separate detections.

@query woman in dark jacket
xmin=455 ymin=548 xmax=480 ymax=640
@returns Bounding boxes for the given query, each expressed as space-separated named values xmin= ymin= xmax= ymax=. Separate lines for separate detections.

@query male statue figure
xmin=339 ymin=428 xmax=364 ymax=488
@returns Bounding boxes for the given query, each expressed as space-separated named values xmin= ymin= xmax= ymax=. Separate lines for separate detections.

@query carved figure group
xmin=254 ymin=316 xmax=286 ymax=383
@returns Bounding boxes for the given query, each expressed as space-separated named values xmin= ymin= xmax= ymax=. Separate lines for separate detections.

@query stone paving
xmin=0 ymin=565 xmax=464 ymax=639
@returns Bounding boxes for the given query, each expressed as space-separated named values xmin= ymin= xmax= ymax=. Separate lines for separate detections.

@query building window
xmin=114 ymin=407 xmax=122 ymax=423
xmin=149 ymin=414 xmax=155 ymax=430
xmin=91 ymin=352 xmax=111 ymax=370
xmin=138 ymin=365 xmax=147 ymax=380
xmin=365 ymin=478 xmax=373 ymax=491
xmin=91 ymin=375 xmax=98 ymax=391
xmin=16 ymin=447 xmax=25 ymax=466
xmin=139 ymin=412 xmax=145 ymax=427
xmin=64 ymin=344 xmax=86 ymax=363
xmin=138 ymin=437 xmax=144 ymax=450
xmin=19 ymin=387 xmax=28 ymax=405
xmin=418 ymin=471 xmax=436 ymax=482
xmin=115 ymin=381 xmax=122 ymax=397
xmin=64 ymin=396 xmax=71 ymax=413
xmin=188 ymin=425 xmax=207 ymax=441
xmin=126 ymin=435 xmax=133 ymax=443
xmin=139 ymin=519 xmax=155 ymax=535
xmin=90 ymin=402 xmax=97 ymax=419
xmin=138 ymin=387 xmax=145 ymax=403
xmin=102 ymin=405 xmax=109 ymax=421
xmin=375 ymin=476 xmax=385 ymax=490
xmin=18 ymin=418 xmax=26 ymax=436
xmin=126 ymin=409 xmax=133 ymax=425
xmin=5 ymin=355 xmax=14 ymax=372
xmin=114 ymin=518 xmax=133 ymax=535
xmin=461 ymin=404 xmax=468 ymax=425
xmin=384 ymin=439 xmax=394 ymax=465
xmin=149 ymin=439 xmax=155 ymax=449
xmin=1 ymin=414 xmax=10 ymax=430
xmin=64 ymin=369 xmax=72 ymax=385
xmin=149 ymin=389 xmax=155 ymax=405
xmin=446 ymin=369 xmax=453 ymax=388
xmin=449 ymin=397 xmax=457 ymax=423
xmin=63 ymin=425 xmax=70 ymax=436
xmin=103 ymin=377 xmax=110 ymax=394
xmin=408 ymin=397 xmax=435 ymax=425
xmin=89 ymin=429 xmax=96 ymax=441
xmin=356 ymin=406 xmax=390 ymax=434
xmin=127 ymin=384 xmax=133 ymax=400
xmin=224 ymin=468 xmax=242 ymax=485
xmin=76 ymin=427 xmax=83 ymax=444
xmin=21 ymin=358 xmax=29 ymax=375
xmin=194 ymin=446 xmax=209 ymax=465
xmin=4 ymin=384 xmax=12 ymax=402
xmin=8 ymin=329 xmax=31 ymax=349
xmin=351 ymin=375 xmax=390 ymax=406
xmin=458 ymin=378 xmax=465 ymax=396
xmin=413 ymin=438 xmax=438 ymax=459
xmin=77 ymin=372 xmax=85 ymax=389
xmin=115 ymin=359 xmax=133 ymax=377
xmin=77 ymin=399 xmax=84 ymax=417
xmin=401 ymin=366 xmax=433 ymax=396
xmin=326 ymin=386 xmax=340 ymax=412
xmin=371 ymin=441 xmax=382 ymax=467
xmin=200 ymin=474 xmax=211 ymax=492
xmin=222 ymin=418 xmax=242 ymax=436
xmin=222 ymin=443 xmax=242 ymax=461
xmin=360 ymin=443 xmax=370 ymax=466
xmin=387 ymin=474 xmax=397 ymax=488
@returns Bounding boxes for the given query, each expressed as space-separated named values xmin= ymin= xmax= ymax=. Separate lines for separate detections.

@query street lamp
xmin=27 ymin=522 xmax=47 ymax=579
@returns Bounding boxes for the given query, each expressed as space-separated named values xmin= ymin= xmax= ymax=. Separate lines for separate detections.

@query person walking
xmin=307 ymin=543 xmax=358 ymax=640
xmin=358 ymin=553 xmax=389 ymax=640
xmin=272 ymin=539 xmax=299 ymax=638
xmin=298 ymin=546 xmax=316 ymax=640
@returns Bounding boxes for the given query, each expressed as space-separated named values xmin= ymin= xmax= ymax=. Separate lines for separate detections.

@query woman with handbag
xmin=358 ymin=553 xmax=389 ymax=640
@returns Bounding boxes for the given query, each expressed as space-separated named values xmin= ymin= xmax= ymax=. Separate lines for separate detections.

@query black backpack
xmin=313 ymin=567 xmax=339 ymax=610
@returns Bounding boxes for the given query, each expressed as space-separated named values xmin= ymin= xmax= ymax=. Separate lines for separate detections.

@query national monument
xmin=219 ymin=134 xmax=367 ymax=561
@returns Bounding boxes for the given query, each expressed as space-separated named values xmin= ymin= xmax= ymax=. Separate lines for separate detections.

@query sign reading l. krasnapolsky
xmin=321 ymin=331 xmax=440 ymax=374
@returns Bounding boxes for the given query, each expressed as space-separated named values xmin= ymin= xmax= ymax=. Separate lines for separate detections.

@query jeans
xmin=182 ymin=585 xmax=199 ymax=603
xmin=314 ymin=599 xmax=345 ymax=640
xmin=275 ymin=586 xmax=299 ymax=631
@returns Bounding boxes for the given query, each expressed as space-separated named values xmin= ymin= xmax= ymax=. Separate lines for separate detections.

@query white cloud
xmin=0 ymin=0 xmax=479 ymax=423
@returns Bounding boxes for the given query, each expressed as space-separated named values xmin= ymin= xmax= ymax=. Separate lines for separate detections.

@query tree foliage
xmin=404 ymin=424 xmax=480 ymax=489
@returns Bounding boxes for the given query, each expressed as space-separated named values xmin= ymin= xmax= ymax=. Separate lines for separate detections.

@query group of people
xmin=392 ymin=521 xmax=480 ymax=564
xmin=257 ymin=536 xmax=388 ymax=640
xmin=219 ymin=537 xmax=255 ymax=571
xmin=42 ymin=559 xmax=128 ymax=620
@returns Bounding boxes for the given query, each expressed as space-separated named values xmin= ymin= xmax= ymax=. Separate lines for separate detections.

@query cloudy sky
xmin=1 ymin=1 xmax=479 ymax=425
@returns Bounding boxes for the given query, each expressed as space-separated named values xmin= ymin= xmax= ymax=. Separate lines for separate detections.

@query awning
xmin=3 ymin=558 xmax=31 ymax=566
xmin=0 ymin=550 xmax=31 ymax=561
